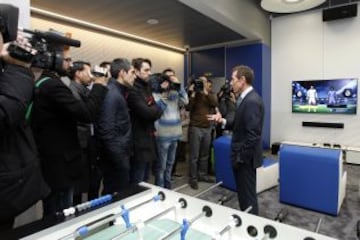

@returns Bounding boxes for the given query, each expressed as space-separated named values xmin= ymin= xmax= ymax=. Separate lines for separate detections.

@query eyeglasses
xmin=64 ymin=57 xmax=72 ymax=62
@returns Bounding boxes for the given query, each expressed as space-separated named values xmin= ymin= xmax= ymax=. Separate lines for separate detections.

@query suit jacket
xmin=127 ymin=77 xmax=163 ymax=163
xmin=225 ymin=89 xmax=264 ymax=169
xmin=31 ymin=71 xmax=108 ymax=189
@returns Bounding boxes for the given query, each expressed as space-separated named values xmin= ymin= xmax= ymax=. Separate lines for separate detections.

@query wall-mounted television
xmin=292 ymin=78 xmax=358 ymax=114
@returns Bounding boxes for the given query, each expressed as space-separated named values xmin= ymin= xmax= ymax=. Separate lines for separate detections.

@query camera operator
xmin=216 ymin=81 xmax=236 ymax=136
xmin=152 ymin=69 xmax=188 ymax=189
xmin=31 ymin=44 xmax=108 ymax=216
xmin=0 ymin=5 xmax=49 ymax=232
xmin=187 ymin=76 xmax=218 ymax=189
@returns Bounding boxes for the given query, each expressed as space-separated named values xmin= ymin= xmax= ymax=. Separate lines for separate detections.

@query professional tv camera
xmin=188 ymin=77 xmax=203 ymax=92
xmin=0 ymin=4 xmax=81 ymax=73
xmin=219 ymin=80 xmax=232 ymax=98
xmin=8 ymin=29 xmax=81 ymax=72
xmin=150 ymin=73 xmax=180 ymax=93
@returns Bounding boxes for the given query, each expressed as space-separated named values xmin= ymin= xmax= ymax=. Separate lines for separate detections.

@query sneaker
xmin=190 ymin=180 xmax=199 ymax=190
xmin=199 ymin=176 xmax=215 ymax=183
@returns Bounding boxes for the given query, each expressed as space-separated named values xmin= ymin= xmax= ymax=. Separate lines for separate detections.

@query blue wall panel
xmin=225 ymin=44 xmax=263 ymax=94
xmin=226 ymin=43 xmax=271 ymax=149
xmin=189 ymin=43 xmax=271 ymax=149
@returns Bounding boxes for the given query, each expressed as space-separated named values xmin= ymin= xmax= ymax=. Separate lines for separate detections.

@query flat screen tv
xmin=292 ymin=78 xmax=358 ymax=114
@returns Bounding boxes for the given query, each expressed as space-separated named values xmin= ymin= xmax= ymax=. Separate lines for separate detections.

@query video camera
xmin=220 ymin=80 xmax=232 ymax=98
xmin=150 ymin=73 xmax=181 ymax=93
xmin=193 ymin=79 xmax=204 ymax=92
xmin=8 ymin=29 xmax=81 ymax=72
xmin=0 ymin=4 xmax=81 ymax=72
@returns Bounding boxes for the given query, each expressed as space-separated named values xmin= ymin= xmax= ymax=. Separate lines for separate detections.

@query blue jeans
xmin=155 ymin=140 xmax=178 ymax=189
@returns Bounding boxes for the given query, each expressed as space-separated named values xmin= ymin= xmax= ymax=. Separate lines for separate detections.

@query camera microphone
xmin=23 ymin=29 xmax=81 ymax=48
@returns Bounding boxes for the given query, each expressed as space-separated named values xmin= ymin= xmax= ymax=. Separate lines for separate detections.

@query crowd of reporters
xmin=0 ymin=4 xmax=247 ymax=232
xmin=0 ymin=35 xmax=237 ymax=233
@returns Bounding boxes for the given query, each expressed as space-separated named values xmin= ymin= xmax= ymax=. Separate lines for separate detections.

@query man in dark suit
xmin=210 ymin=65 xmax=264 ymax=215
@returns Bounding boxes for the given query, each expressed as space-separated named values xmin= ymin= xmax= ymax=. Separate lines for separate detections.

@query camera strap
xmin=25 ymin=77 xmax=51 ymax=122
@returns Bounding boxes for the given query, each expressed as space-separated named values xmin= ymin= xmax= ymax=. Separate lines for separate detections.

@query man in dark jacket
xmin=68 ymin=61 xmax=94 ymax=204
xmin=31 ymin=49 xmax=108 ymax=216
xmin=0 ymin=35 xmax=49 ymax=231
xmin=96 ymin=58 xmax=135 ymax=195
xmin=128 ymin=58 xmax=164 ymax=184
xmin=210 ymin=65 xmax=264 ymax=215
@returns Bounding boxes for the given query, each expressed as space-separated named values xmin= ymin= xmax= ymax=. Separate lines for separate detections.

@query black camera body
xmin=169 ymin=81 xmax=181 ymax=92
xmin=194 ymin=79 xmax=204 ymax=92
xmin=221 ymin=80 xmax=232 ymax=98
xmin=150 ymin=73 xmax=169 ymax=93
xmin=8 ymin=29 xmax=81 ymax=72
xmin=150 ymin=73 xmax=181 ymax=93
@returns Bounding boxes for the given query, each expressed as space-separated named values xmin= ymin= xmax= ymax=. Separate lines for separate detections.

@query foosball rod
xmin=211 ymin=214 xmax=242 ymax=240
xmin=128 ymin=191 xmax=166 ymax=211
xmin=158 ymin=206 xmax=213 ymax=240
xmin=193 ymin=181 xmax=223 ymax=198
xmin=58 ymin=191 xmax=165 ymax=240
xmin=314 ymin=217 xmax=322 ymax=233
xmin=111 ymin=199 xmax=187 ymax=240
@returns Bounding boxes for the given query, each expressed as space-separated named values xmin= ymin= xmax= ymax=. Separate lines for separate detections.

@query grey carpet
xmin=170 ymin=162 xmax=360 ymax=240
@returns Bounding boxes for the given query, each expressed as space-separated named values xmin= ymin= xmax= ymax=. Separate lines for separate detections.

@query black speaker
xmin=271 ymin=142 xmax=281 ymax=155
xmin=302 ymin=121 xmax=344 ymax=129
xmin=323 ymin=4 xmax=357 ymax=22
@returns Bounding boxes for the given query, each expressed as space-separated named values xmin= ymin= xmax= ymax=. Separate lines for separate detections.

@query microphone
xmin=23 ymin=29 xmax=81 ymax=47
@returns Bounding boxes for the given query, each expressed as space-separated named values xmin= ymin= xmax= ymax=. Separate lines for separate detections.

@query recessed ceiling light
xmin=261 ymin=0 xmax=326 ymax=13
xmin=283 ymin=0 xmax=304 ymax=3
xmin=147 ymin=19 xmax=159 ymax=25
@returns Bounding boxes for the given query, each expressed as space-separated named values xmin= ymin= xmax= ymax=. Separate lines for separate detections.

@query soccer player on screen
xmin=306 ymin=85 xmax=318 ymax=112
xmin=328 ymin=87 xmax=337 ymax=105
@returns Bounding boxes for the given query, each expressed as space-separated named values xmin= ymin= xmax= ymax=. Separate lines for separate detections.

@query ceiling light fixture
xmin=261 ymin=0 xmax=326 ymax=13
xmin=147 ymin=19 xmax=159 ymax=25
xmin=283 ymin=0 xmax=304 ymax=4
xmin=30 ymin=7 xmax=184 ymax=52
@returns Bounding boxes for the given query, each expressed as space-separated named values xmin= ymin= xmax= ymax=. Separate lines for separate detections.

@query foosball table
xmin=20 ymin=183 xmax=337 ymax=240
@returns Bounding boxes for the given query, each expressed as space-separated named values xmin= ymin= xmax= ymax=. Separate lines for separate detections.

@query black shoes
xmin=190 ymin=180 xmax=199 ymax=190
xmin=199 ymin=176 xmax=216 ymax=183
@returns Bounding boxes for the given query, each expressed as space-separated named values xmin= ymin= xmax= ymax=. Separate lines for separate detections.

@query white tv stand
xmin=281 ymin=141 xmax=360 ymax=165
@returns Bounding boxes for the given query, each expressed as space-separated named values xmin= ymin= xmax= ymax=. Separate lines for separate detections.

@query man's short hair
xmin=110 ymin=58 xmax=131 ymax=78
xmin=132 ymin=58 xmax=152 ymax=71
xmin=99 ymin=61 xmax=111 ymax=68
xmin=232 ymin=65 xmax=254 ymax=85
xmin=162 ymin=68 xmax=175 ymax=75
xmin=69 ymin=61 xmax=91 ymax=79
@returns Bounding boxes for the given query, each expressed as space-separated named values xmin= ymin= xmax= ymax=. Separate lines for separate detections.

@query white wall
xmin=0 ymin=0 xmax=30 ymax=28
xmin=271 ymin=6 xmax=360 ymax=146
xmin=31 ymin=16 xmax=184 ymax=77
